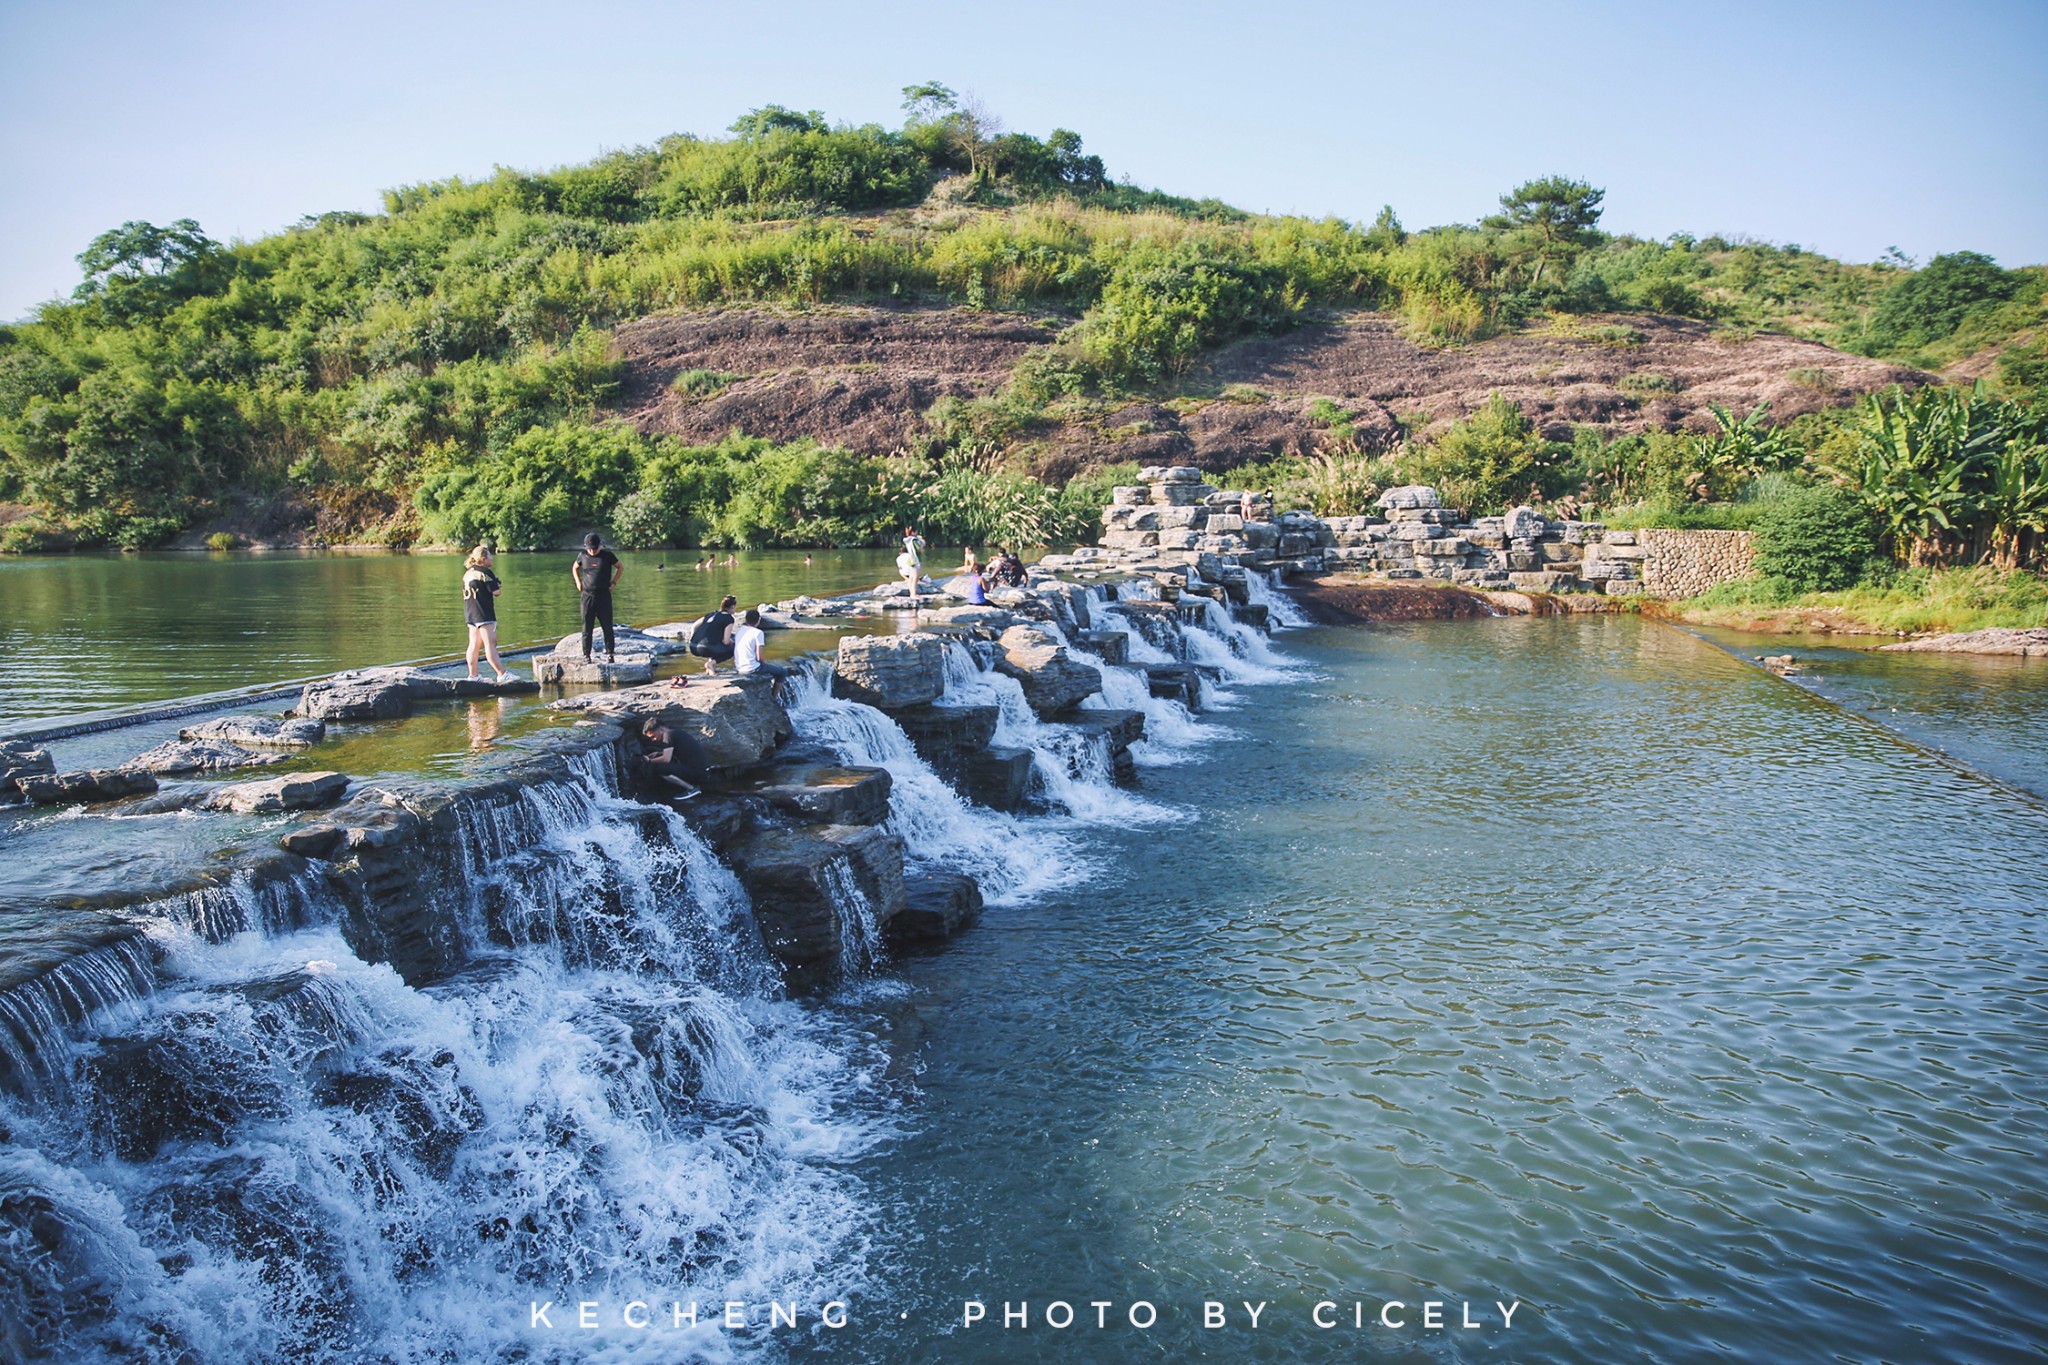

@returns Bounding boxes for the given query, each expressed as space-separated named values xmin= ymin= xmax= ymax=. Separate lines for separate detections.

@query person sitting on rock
xmin=639 ymin=717 xmax=710 ymax=801
xmin=991 ymin=547 xmax=1027 ymax=587
xmin=732 ymin=608 xmax=792 ymax=699
xmin=690 ymin=595 xmax=738 ymax=674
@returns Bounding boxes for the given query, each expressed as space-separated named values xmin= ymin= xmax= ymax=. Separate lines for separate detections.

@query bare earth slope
xmin=615 ymin=307 xmax=1060 ymax=454
xmin=611 ymin=306 xmax=1927 ymax=474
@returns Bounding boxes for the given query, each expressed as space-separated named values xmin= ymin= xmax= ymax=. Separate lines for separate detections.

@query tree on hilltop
xmin=1487 ymin=176 xmax=1605 ymax=290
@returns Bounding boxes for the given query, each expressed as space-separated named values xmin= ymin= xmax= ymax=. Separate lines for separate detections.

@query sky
xmin=2 ymin=0 xmax=2044 ymax=321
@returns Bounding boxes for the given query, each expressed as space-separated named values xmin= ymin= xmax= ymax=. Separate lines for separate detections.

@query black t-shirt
xmin=575 ymin=548 xmax=619 ymax=598
xmin=692 ymin=611 xmax=734 ymax=651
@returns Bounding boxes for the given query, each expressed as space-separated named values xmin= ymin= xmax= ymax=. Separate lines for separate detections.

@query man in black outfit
xmin=572 ymin=532 xmax=623 ymax=661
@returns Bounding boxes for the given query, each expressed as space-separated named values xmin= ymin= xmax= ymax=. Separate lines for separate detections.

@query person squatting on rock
xmin=462 ymin=545 xmax=514 ymax=682
xmin=638 ymin=717 xmax=710 ymax=801
xmin=572 ymin=532 xmax=623 ymax=661
xmin=690 ymin=595 xmax=738 ymax=674
xmin=732 ymin=608 xmax=791 ymax=699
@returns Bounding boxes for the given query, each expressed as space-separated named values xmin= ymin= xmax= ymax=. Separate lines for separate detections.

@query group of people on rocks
xmin=895 ymin=526 xmax=1025 ymax=611
xmin=459 ymin=529 xmax=1031 ymax=803
xmin=461 ymin=529 xmax=1023 ymax=680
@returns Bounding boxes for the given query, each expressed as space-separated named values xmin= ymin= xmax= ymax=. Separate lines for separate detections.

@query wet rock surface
xmin=18 ymin=768 xmax=158 ymax=806
xmin=180 ymin=715 xmax=327 ymax=749
xmin=891 ymin=869 xmax=984 ymax=944
xmin=994 ymin=625 xmax=1103 ymax=717
xmin=206 ymin=771 xmax=350 ymax=814
xmin=131 ymin=738 xmax=291 ymax=775
xmin=726 ymin=823 xmax=907 ymax=994
xmin=555 ymin=677 xmax=792 ymax=769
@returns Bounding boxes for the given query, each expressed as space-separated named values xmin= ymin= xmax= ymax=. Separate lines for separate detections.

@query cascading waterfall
xmin=781 ymin=666 xmax=1084 ymax=903
xmin=931 ymin=647 xmax=1184 ymax=825
xmin=0 ymin=761 xmax=892 ymax=1365
xmin=1243 ymin=569 xmax=1312 ymax=628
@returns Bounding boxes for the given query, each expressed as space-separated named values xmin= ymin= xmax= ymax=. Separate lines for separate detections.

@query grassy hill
xmin=1 ymin=88 xmax=2043 ymax=558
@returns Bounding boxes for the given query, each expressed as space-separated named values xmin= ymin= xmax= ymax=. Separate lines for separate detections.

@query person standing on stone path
xmin=462 ymin=545 xmax=514 ymax=683
xmin=572 ymin=532 xmax=623 ymax=661
xmin=899 ymin=525 xmax=926 ymax=611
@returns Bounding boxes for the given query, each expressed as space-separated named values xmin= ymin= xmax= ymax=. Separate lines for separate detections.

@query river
xmin=1 ymin=556 xmax=2043 ymax=1363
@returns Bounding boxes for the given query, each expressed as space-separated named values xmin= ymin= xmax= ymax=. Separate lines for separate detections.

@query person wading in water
xmin=572 ymin=532 xmax=623 ymax=661
xmin=462 ymin=545 xmax=514 ymax=682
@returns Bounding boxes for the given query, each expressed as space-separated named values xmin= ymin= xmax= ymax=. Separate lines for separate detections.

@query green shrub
xmin=1751 ymin=484 xmax=1880 ymax=592
xmin=206 ymin=531 xmax=237 ymax=550
xmin=669 ymin=368 xmax=739 ymax=399
xmin=1618 ymin=372 xmax=1677 ymax=396
xmin=1402 ymin=395 xmax=1557 ymax=514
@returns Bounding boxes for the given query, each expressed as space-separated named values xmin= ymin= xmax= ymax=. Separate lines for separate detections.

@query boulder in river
xmin=206 ymin=771 xmax=351 ymax=814
xmin=18 ymin=768 xmax=158 ymax=806
xmin=0 ymin=740 xmax=56 ymax=800
xmin=832 ymin=633 xmax=947 ymax=709
xmin=994 ymin=624 xmax=1103 ymax=717
xmin=890 ymin=869 xmax=984 ymax=944
xmin=727 ymin=823 xmax=907 ymax=994
xmin=746 ymin=764 xmax=894 ymax=826
xmin=130 ymin=738 xmax=291 ymax=775
xmin=555 ymin=677 xmax=792 ymax=769
xmin=179 ymin=715 xmax=327 ymax=748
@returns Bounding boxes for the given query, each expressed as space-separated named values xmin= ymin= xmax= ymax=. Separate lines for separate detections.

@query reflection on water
xmin=838 ymin=615 xmax=2048 ymax=1364
xmin=463 ymin=698 xmax=504 ymax=752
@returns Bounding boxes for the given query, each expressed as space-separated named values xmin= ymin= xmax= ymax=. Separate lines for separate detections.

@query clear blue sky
xmin=2 ymin=0 xmax=2044 ymax=321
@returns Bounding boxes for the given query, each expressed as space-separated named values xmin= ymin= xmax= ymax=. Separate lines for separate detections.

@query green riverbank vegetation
xmin=2 ymin=88 xmax=2043 ymax=576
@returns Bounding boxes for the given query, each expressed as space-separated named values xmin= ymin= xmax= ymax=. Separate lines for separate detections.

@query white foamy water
xmin=933 ymin=646 xmax=1187 ymax=825
xmin=1243 ymin=569 xmax=1313 ymax=627
xmin=782 ymin=667 xmax=1087 ymax=903
xmin=0 ymin=768 xmax=893 ymax=1365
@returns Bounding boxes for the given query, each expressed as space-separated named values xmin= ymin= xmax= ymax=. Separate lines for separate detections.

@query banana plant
xmin=1981 ymin=436 xmax=2048 ymax=570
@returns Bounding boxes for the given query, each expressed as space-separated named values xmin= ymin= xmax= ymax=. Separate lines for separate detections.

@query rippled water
xmin=825 ymin=615 xmax=2048 ymax=1363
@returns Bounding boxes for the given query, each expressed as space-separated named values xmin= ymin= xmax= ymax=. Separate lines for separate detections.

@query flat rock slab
xmin=745 ymin=764 xmax=894 ymax=826
xmin=890 ymin=869 xmax=984 ymax=943
xmin=555 ymin=676 xmax=792 ymax=769
xmin=833 ymin=633 xmax=947 ymax=709
xmin=550 ymin=626 xmax=686 ymax=657
xmin=20 ymin=768 xmax=159 ymax=806
xmin=179 ymin=715 xmax=327 ymax=749
xmin=299 ymin=667 xmax=532 ymax=720
xmin=207 ymin=771 xmax=350 ymax=815
xmin=533 ymin=656 xmax=656 ymax=686
xmin=130 ymin=739 xmax=292 ymax=775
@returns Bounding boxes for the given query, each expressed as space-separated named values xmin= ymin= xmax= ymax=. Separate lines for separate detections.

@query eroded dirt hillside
xmin=610 ymin=305 xmax=1928 ymax=476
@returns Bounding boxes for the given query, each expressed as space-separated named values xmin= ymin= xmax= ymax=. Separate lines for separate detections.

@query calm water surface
xmin=0 ymin=548 xmax=902 ymax=725
xmin=821 ymin=616 xmax=2048 ymax=1363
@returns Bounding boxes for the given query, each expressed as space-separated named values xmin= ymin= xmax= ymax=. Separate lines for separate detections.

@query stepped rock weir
xmin=0 ymin=559 xmax=1294 ymax=1360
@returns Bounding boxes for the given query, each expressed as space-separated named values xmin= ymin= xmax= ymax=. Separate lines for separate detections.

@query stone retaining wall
xmin=1638 ymin=529 xmax=1756 ymax=599
xmin=1073 ymin=466 xmax=1766 ymax=601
